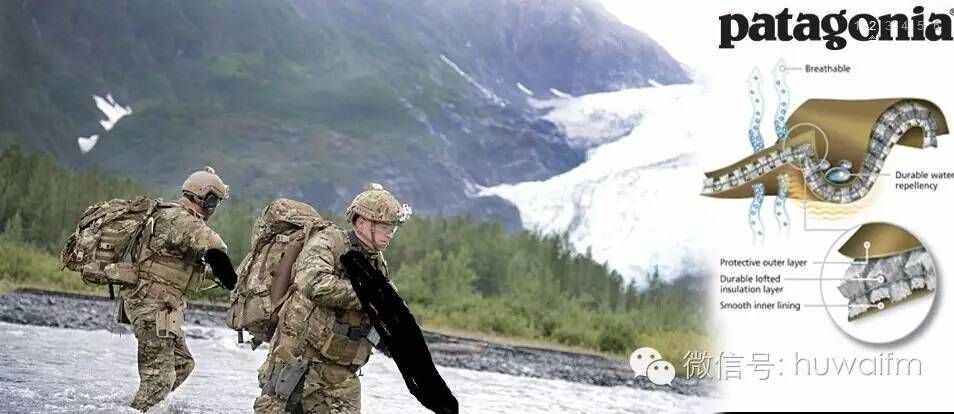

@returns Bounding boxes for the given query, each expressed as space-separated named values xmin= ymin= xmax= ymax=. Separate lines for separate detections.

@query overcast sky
xmin=598 ymin=1 xmax=712 ymax=67
xmin=601 ymin=0 xmax=736 ymax=70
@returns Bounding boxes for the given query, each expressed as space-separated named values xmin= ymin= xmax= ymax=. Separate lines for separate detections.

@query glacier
xmin=482 ymin=83 xmax=713 ymax=286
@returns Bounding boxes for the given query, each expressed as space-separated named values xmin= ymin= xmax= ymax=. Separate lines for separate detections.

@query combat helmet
xmin=182 ymin=166 xmax=229 ymax=213
xmin=183 ymin=166 xmax=229 ymax=199
xmin=345 ymin=183 xmax=412 ymax=225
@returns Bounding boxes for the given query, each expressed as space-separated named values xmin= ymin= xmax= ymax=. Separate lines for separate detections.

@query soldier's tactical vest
xmin=137 ymin=255 xmax=199 ymax=293
xmin=313 ymin=242 xmax=388 ymax=367
xmin=318 ymin=307 xmax=373 ymax=367
xmin=128 ymin=203 xmax=210 ymax=295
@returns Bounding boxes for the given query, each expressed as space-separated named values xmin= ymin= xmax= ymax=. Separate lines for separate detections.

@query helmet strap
xmin=182 ymin=193 xmax=212 ymax=221
xmin=355 ymin=216 xmax=389 ymax=253
xmin=370 ymin=224 xmax=379 ymax=252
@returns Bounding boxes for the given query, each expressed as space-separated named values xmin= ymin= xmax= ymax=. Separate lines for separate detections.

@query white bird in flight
xmin=93 ymin=93 xmax=132 ymax=131
xmin=77 ymin=135 xmax=99 ymax=154
xmin=77 ymin=94 xmax=133 ymax=154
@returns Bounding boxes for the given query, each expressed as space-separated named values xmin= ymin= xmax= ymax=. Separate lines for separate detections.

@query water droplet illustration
xmin=825 ymin=167 xmax=852 ymax=184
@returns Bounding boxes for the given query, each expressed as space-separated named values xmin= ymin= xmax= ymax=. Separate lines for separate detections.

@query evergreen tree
xmin=1 ymin=210 xmax=24 ymax=243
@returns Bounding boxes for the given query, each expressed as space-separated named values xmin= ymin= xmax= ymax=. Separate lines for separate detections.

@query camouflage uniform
xmin=121 ymin=201 xmax=226 ymax=411
xmin=254 ymin=226 xmax=390 ymax=414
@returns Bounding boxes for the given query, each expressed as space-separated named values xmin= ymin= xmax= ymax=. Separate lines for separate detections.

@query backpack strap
xmin=269 ymin=219 xmax=329 ymax=313
xmin=257 ymin=236 xmax=277 ymax=285
xmin=289 ymin=220 xmax=337 ymax=359
xmin=134 ymin=199 xmax=163 ymax=265
xmin=270 ymin=237 xmax=306 ymax=311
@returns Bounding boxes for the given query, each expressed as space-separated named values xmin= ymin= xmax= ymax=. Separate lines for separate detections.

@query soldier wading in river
xmin=254 ymin=183 xmax=411 ymax=414
xmin=121 ymin=167 xmax=237 ymax=411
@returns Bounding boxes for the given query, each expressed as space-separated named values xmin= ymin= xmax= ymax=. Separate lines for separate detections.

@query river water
xmin=0 ymin=322 xmax=716 ymax=413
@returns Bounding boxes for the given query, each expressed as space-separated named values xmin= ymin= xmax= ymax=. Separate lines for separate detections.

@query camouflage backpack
xmin=226 ymin=198 xmax=328 ymax=348
xmin=60 ymin=197 xmax=162 ymax=289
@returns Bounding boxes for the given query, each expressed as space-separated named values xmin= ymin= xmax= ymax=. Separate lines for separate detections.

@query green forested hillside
xmin=0 ymin=0 xmax=687 ymax=225
xmin=0 ymin=146 xmax=708 ymax=359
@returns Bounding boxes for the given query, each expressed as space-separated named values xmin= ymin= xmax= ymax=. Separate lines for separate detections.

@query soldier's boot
xmin=130 ymin=320 xmax=177 ymax=412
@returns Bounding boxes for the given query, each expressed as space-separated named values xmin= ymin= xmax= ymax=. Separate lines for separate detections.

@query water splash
xmin=775 ymin=174 xmax=791 ymax=233
xmin=773 ymin=59 xmax=790 ymax=142
xmin=0 ymin=322 xmax=718 ymax=413
xmin=749 ymin=183 xmax=766 ymax=244
xmin=747 ymin=68 xmax=765 ymax=152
